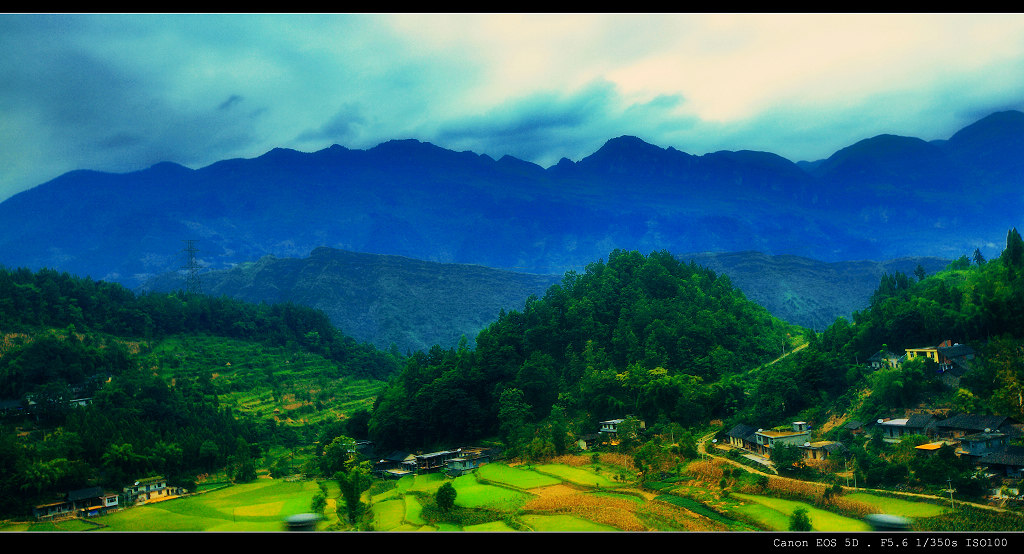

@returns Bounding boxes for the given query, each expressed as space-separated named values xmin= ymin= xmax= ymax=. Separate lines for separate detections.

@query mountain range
xmin=138 ymin=246 xmax=950 ymax=352
xmin=0 ymin=110 xmax=1021 ymax=292
xmin=139 ymin=247 xmax=561 ymax=354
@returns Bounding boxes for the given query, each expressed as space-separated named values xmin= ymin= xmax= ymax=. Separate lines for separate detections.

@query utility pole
xmin=181 ymin=239 xmax=202 ymax=295
xmin=947 ymin=478 xmax=955 ymax=510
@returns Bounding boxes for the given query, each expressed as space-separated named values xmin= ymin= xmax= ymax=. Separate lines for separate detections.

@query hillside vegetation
xmin=368 ymin=249 xmax=801 ymax=452
xmin=0 ymin=266 xmax=399 ymax=516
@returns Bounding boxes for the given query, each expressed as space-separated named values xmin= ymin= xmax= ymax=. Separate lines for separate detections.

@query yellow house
xmin=904 ymin=346 xmax=941 ymax=363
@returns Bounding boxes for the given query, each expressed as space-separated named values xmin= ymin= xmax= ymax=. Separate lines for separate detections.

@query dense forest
xmin=368 ymin=230 xmax=1024 ymax=459
xmin=2 ymin=228 xmax=1023 ymax=517
xmin=0 ymin=266 xmax=399 ymax=385
xmin=0 ymin=266 xmax=399 ymax=515
xmin=368 ymin=249 xmax=800 ymax=452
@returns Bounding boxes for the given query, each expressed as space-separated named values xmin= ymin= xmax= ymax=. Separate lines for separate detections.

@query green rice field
xmin=844 ymin=492 xmax=948 ymax=518
xmin=533 ymin=463 xmax=622 ymax=487
xmin=732 ymin=493 xmax=873 ymax=532
xmin=91 ymin=479 xmax=322 ymax=532
xmin=476 ymin=463 xmax=562 ymax=489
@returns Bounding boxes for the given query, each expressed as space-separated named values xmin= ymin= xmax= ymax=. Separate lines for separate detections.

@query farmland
xmin=1 ymin=453 xmax=1002 ymax=533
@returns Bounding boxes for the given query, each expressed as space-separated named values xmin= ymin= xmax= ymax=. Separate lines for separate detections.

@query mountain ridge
xmin=1 ymin=110 xmax=1021 ymax=289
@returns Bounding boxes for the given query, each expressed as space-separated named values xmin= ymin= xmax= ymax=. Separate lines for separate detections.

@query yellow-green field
xmin=732 ymin=493 xmax=873 ymax=532
xmin=1 ymin=459 xmax=970 ymax=533
xmin=92 ymin=479 xmax=322 ymax=532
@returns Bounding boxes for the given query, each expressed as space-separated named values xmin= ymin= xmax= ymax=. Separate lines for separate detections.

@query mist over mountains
xmin=0 ymin=110 xmax=1021 ymax=329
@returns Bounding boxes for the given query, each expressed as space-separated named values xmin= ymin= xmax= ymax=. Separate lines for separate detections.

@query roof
xmin=868 ymin=351 xmax=897 ymax=362
xmin=416 ymin=450 xmax=458 ymax=459
xmin=757 ymin=429 xmax=806 ymax=438
xmin=960 ymin=431 xmax=1007 ymax=442
xmin=67 ymin=487 xmax=104 ymax=502
xmin=937 ymin=344 xmax=974 ymax=358
xmin=726 ymin=424 xmax=758 ymax=441
xmin=823 ymin=442 xmax=849 ymax=454
xmin=915 ymin=443 xmax=944 ymax=451
xmin=906 ymin=414 xmax=936 ymax=428
xmin=842 ymin=419 xmax=864 ymax=430
xmin=878 ymin=414 xmax=935 ymax=429
xmin=982 ymin=446 xmax=1024 ymax=468
xmin=381 ymin=450 xmax=410 ymax=463
xmin=937 ymin=414 xmax=1014 ymax=433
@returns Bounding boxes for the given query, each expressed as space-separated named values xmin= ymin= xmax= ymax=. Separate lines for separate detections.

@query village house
xmin=123 ymin=476 xmax=181 ymax=505
xmin=445 ymin=447 xmax=492 ymax=477
xmin=753 ymin=422 xmax=811 ymax=458
xmin=867 ymin=350 xmax=900 ymax=370
xmin=415 ymin=450 xmax=462 ymax=473
xmin=904 ymin=340 xmax=975 ymax=385
xmin=980 ymin=446 xmax=1024 ymax=479
xmin=32 ymin=486 xmax=119 ymax=520
xmin=875 ymin=414 xmax=937 ymax=443
xmin=576 ymin=433 xmax=600 ymax=451
xmin=373 ymin=450 xmax=416 ymax=479
xmin=725 ymin=424 xmax=760 ymax=452
xmin=842 ymin=419 xmax=867 ymax=436
xmin=956 ymin=430 xmax=1009 ymax=460
xmin=598 ymin=417 xmax=645 ymax=445
xmin=934 ymin=414 xmax=1021 ymax=440
xmin=798 ymin=441 xmax=848 ymax=462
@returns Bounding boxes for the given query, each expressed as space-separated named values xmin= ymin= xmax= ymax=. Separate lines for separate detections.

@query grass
xmin=404 ymin=495 xmax=426 ymax=525
xmin=732 ymin=493 xmax=872 ymax=532
xmin=92 ymin=479 xmax=321 ymax=531
xmin=476 ymin=463 xmax=561 ymax=489
xmin=462 ymin=520 xmax=518 ymax=532
xmin=533 ymin=463 xmax=621 ymax=487
xmin=372 ymin=499 xmax=407 ymax=531
xmin=655 ymin=494 xmax=744 ymax=527
xmin=451 ymin=473 xmax=530 ymax=509
xmin=844 ymin=492 xmax=948 ymax=518
xmin=5 ymin=461 xmax=964 ymax=533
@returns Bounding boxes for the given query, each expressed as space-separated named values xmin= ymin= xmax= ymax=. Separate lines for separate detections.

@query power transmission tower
xmin=181 ymin=239 xmax=202 ymax=295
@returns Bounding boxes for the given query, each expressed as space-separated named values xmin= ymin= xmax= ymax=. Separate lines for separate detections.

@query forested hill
xmin=140 ymin=246 xmax=562 ymax=354
xmin=730 ymin=228 xmax=1024 ymax=434
xmin=0 ymin=265 xmax=401 ymax=515
xmin=0 ymin=266 xmax=400 ymax=386
xmin=368 ymin=249 xmax=801 ymax=452
xmin=812 ymin=228 xmax=1024 ymax=422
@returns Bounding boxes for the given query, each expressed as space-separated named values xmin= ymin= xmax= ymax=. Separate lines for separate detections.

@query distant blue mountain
xmin=0 ymin=110 xmax=1021 ymax=288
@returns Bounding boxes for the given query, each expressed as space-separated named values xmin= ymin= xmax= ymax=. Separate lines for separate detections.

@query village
xmin=722 ymin=340 xmax=1024 ymax=502
xmin=25 ymin=338 xmax=1024 ymax=524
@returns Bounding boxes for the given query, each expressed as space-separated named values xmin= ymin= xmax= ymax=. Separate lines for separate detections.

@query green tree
xmin=771 ymin=442 xmax=803 ymax=472
xmin=497 ymin=387 xmax=532 ymax=453
xmin=790 ymin=507 xmax=812 ymax=531
xmin=320 ymin=435 xmax=356 ymax=477
xmin=435 ymin=481 xmax=457 ymax=512
xmin=1003 ymin=227 xmax=1024 ymax=271
xmin=973 ymin=248 xmax=986 ymax=266
xmin=336 ymin=462 xmax=371 ymax=524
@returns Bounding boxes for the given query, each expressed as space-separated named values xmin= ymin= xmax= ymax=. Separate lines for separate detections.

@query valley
xmin=1 ymin=112 xmax=1024 ymax=535
xmin=2 ymin=234 xmax=1024 ymax=533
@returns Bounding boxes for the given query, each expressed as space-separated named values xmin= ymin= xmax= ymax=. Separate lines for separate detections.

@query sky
xmin=3 ymin=13 xmax=1024 ymax=202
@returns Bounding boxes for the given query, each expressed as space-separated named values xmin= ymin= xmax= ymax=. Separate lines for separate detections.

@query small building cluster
xmin=725 ymin=421 xmax=848 ymax=466
xmin=373 ymin=446 xmax=498 ymax=479
xmin=32 ymin=475 xmax=185 ymax=521
xmin=869 ymin=340 xmax=976 ymax=387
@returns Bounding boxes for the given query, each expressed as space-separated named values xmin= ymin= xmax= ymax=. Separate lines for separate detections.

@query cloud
xmin=2 ymin=13 xmax=1024 ymax=202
